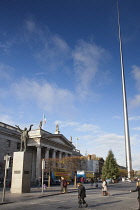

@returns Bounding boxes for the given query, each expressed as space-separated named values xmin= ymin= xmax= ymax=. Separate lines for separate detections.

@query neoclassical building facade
xmin=0 ymin=122 xmax=81 ymax=182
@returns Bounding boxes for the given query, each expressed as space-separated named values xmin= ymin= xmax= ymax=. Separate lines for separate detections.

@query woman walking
xmin=102 ymin=179 xmax=110 ymax=196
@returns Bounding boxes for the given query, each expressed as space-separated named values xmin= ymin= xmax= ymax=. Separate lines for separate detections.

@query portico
xmin=28 ymin=127 xmax=75 ymax=181
xmin=0 ymin=122 xmax=81 ymax=182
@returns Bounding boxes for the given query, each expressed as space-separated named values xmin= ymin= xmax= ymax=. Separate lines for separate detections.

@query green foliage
xmin=102 ymin=150 xmax=120 ymax=180
xmin=60 ymin=156 xmax=87 ymax=172
xmin=119 ymin=169 xmax=128 ymax=177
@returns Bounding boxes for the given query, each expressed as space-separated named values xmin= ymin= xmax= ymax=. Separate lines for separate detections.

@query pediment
xmin=46 ymin=134 xmax=74 ymax=148
xmin=28 ymin=129 xmax=75 ymax=149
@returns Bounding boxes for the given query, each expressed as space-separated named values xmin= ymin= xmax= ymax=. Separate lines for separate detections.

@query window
xmin=7 ymin=140 xmax=11 ymax=147
xmin=17 ymin=143 xmax=20 ymax=150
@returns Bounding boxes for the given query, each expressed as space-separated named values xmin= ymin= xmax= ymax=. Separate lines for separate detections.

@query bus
xmin=44 ymin=168 xmax=72 ymax=185
xmin=77 ymin=170 xmax=94 ymax=183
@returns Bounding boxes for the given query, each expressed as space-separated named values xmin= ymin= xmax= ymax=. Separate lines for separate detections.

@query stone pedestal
xmin=11 ymin=151 xmax=32 ymax=193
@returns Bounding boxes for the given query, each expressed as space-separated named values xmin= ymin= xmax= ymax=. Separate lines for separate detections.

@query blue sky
xmin=0 ymin=0 xmax=140 ymax=170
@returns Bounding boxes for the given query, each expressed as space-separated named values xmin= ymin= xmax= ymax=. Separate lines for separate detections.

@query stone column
xmin=52 ymin=149 xmax=56 ymax=159
xmin=59 ymin=151 xmax=62 ymax=168
xmin=36 ymin=146 xmax=41 ymax=180
xmin=45 ymin=148 xmax=50 ymax=159
xmin=31 ymin=152 xmax=36 ymax=182
xmin=64 ymin=153 xmax=68 ymax=168
xmin=65 ymin=153 xmax=68 ymax=158
xmin=52 ymin=149 xmax=56 ymax=167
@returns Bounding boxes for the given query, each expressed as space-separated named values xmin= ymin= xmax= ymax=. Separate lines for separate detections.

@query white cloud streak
xmin=0 ymin=63 xmax=15 ymax=80
xmin=130 ymin=65 xmax=140 ymax=108
xmin=11 ymin=78 xmax=75 ymax=114
xmin=73 ymin=40 xmax=107 ymax=98
xmin=24 ymin=19 xmax=110 ymax=100
xmin=54 ymin=120 xmax=100 ymax=133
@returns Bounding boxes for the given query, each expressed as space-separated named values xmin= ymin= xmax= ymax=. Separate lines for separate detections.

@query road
xmin=0 ymin=182 xmax=139 ymax=209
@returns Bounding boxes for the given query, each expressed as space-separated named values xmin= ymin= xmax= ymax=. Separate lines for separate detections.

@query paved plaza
xmin=0 ymin=182 xmax=139 ymax=209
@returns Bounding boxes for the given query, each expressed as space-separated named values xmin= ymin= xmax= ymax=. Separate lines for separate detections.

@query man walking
xmin=77 ymin=183 xmax=88 ymax=208
xmin=130 ymin=180 xmax=140 ymax=210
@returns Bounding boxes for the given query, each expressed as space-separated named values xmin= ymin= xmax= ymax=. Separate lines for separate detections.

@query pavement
xmin=0 ymin=182 xmax=137 ymax=209
xmin=0 ymin=183 xmax=89 ymax=205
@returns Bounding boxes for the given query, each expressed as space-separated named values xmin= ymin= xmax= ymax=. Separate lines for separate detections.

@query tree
xmin=44 ymin=158 xmax=59 ymax=187
xmin=60 ymin=156 xmax=87 ymax=188
xmin=102 ymin=150 xmax=120 ymax=180
xmin=119 ymin=169 xmax=128 ymax=177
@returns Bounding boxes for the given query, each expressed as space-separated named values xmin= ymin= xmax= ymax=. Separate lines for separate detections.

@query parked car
xmin=125 ymin=178 xmax=131 ymax=182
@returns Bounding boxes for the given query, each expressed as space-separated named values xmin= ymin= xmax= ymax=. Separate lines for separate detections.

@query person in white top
xmin=102 ymin=179 xmax=110 ymax=196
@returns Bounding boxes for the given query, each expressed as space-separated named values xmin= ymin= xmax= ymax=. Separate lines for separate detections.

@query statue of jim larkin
xmin=15 ymin=124 xmax=33 ymax=152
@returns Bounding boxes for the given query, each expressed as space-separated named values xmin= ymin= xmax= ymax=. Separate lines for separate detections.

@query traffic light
xmin=44 ymin=160 xmax=47 ymax=169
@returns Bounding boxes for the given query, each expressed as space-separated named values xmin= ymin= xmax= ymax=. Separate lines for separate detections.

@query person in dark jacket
xmin=90 ymin=177 xmax=94 ymax=187
xmin=77 ymin=183 xmax=88 ymax=208
xmin=130 ymin=181 xmax=140 ymax=210
xmin=60 ymin=177 xmax=67 ymax=193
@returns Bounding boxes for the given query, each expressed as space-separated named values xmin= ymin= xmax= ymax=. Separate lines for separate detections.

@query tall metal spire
xmin=117 ymin=1 xmax=132 ymax=178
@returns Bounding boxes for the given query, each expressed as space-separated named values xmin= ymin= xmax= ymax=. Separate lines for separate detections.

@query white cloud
xmin=132 ymin=127 xmax=140 ymax=130
xmin=35 ymin=36 xmax=71 ymax=74
xmin=132 ymin=153 xmax=140 ymax=170
xmin=129 ymin=116 xmax=140 ymax=121
xmin=76 ymin=123 xmax=100 ymax=132
xmin=0 ymin=114 xmax=15 ymax=125
xmin=73 ymin=40 xmax=108 ymax=98
xmin=130 ymin=65 xmax=140 ymax=108
xmin=0 ymin=63 xmax=15 ymax=80
xmin=24 ymin=19 xmax=71 ymax=72
xmin=0 ymin=41 xmax=12 ymax=55
xmin=112 ymin=115 xmax=122 ymax=119
xmin=54 ymin=121 xmax=100 ymax=133
xmin=132 ymin=65 xmax=140 ymax=89
xmin=54 ymin=120 xmax=79 ymax=128
xmin=130 ymin=94 xmax=140 ymax=108
xmin=78 ymin=132 xmax=126 ymax=166
xmin=78 ymin=132 xmax=139 ymax=169
xmin=25 ymin=20 xmax=36 ymax=33
xmin=23 ymin=19 xmax=110 ymax=99
xmin=11 ymin=78 xmax=75 ymax=113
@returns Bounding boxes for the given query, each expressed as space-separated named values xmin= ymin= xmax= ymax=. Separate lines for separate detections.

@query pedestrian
xmin=95 ymin=178 xmax=98 ymax=187
xmin=60 ymin=177 xmax=68 ymax=193
xmin=102 ymin=179 xmax=110 ymax=196
xmin=38 ymin=176 xmax=42 ymax=189
xmin=81 ymin=177 xmax=85 ymax=184
xmin=43 ymin=184 xmax=46 ymax=189
xmin=77 ymin=182 xmax=88 ymax=208
xmin=90 ymin=177 xmax=94 ymax=187
xmin=130 ymin=180 xmax=140 ymax=210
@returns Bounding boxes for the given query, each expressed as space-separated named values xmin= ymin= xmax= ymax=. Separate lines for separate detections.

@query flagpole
xmin=76 ymin=137 xmax=78 ymax=149
xmin=117 ymin=1 xmax=132 ymax=178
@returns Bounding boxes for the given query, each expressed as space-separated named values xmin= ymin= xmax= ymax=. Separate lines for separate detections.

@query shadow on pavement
xmin=92 ymin=200 xmax=122 ymax=207
xmin=111 ymin=192 xmax=130 ymax=196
